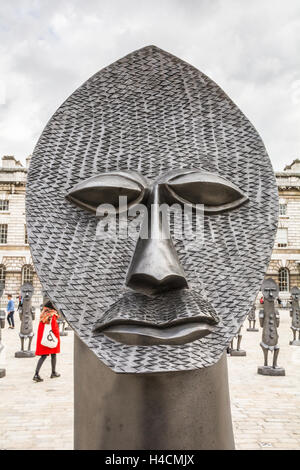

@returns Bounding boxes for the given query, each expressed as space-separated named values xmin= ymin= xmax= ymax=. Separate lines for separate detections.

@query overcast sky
xmin=0 ymin=0 xmax=299 ymax=170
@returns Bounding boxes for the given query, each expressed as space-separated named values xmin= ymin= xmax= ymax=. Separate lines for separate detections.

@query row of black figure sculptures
xmin=228 ymin=278 xmax=300 ymax=377
xmin=0 ymin=284 xmax=70 ymax=378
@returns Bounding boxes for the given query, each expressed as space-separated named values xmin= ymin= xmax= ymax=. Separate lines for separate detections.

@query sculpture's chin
xmin=102 ymin=322 xmax=215 ymax=346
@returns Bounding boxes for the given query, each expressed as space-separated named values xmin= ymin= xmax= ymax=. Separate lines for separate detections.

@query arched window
xmin=22 ymin=264 xmax=34 ymax=284
xmin=0 ymin=264 xmax=6 ymax=285
xmin=278 ymin=267 xmax=289 ymax=292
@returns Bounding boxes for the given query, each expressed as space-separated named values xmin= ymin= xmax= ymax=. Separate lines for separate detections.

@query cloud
xmin=0 ymin=0 xmax=299 ymax=170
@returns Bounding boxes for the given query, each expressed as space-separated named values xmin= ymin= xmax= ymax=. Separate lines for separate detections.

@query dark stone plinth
xmin=257 ymin=366 xmax=285 ymax=376
xmin=74 ymin=335 xmax=235 ymax=450
xmin=247 ymin=328 xmax=259 ymax=332
xmin=0 ymin=368 xmax=5 ymax=378
xmin=230 ymin=350 xmax=246 ymax=357
xmin=15 ymin=351 xmax=35 ymax=358
xmin=289 ymin=340 xmax=300 ymax=346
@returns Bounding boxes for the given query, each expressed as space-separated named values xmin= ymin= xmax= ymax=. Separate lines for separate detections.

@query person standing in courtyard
xmin=33 ymin=299 xmax=61 ymax=382
xmin=6 ymin=294 xmax=15 ymax=329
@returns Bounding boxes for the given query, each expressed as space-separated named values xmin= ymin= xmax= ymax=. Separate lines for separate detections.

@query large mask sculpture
xmin=26 ymin=45 xmax=278 ymax=374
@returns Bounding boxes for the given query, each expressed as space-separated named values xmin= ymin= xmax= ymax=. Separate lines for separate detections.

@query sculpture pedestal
xmin=257 ymin=366 xmax=285 ymax=376
xmin=247 ymin=328 xmax=258 ymax=332
xmin=230 ymin=349 xmax=246 ymax=357
xmin=74 ymin=335 xmax=235 ymax=450
xmin=0 ymin=368 xmax=5 ymax=378
xmin=289 ymin=340 xmax=300 ymax=346
xmin=15 ymin=351 xmax=35 ymax=358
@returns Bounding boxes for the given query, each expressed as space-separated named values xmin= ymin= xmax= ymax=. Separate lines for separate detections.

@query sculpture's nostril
xmin=127 ymin=273 xmax=188 ymax=296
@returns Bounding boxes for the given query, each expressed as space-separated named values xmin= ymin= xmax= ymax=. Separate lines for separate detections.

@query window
xmin=24 ymin=225 xmax=28 ymax=244
xmin=0 ymin=200 xmax=9 ymax=211
xmin=22 ymin=265 xmax=34 ymax=284
xmin=278 ymin=268 xmax=289 ymax=292
xmin=0 ymin=224 xmax=8 ymax=244
xmin=0 ymin=264 xmax=6 ymax=286
xmin=279 ymin=203 xmax=287 ymax=216
xmin=277 ymin=228 xmax=288 ymax=248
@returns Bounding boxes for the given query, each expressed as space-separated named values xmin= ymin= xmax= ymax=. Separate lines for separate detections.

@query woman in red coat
xmin=33 ymin=300 xmax=61 ymax=382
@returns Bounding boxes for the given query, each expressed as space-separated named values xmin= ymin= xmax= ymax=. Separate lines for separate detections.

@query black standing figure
xmin=15 ymin=283 xmax=35 ymax=358
xmin=247 ymin=304 xmax=258 ymax=331
xmin=258 ymin=278 xmax=285 ymax=376
xmin=290 ymin=286 xmax=300 ymax=346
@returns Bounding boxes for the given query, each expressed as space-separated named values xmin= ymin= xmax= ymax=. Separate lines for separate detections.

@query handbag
xmin=41 ymin=319 xmax=58 ymax=348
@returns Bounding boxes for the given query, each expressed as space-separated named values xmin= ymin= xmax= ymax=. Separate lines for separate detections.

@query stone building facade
xmin=266 ymin=159 xmax=300 ymax=300
xmin=0 ymin=154 xmax=299 ymax=308
xmin=0 ymin=155 xmax=43 ymax=309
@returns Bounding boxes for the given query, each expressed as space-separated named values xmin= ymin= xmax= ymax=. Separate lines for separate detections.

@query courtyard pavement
xmin=0 ymin=309 xmax=299 ymax=450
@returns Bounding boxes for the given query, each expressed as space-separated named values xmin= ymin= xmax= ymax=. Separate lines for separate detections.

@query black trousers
xmin=7 ymin=311 xmax=15 ymax=327
xmin=35 ymin=354 xmax=57 ymax=374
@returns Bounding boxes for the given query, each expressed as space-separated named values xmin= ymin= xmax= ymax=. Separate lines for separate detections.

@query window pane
xmin=277 ymin=228 xmax=287 ymax=247
xmin=22 ymin=265 xmax=34 ymax=284
xmin=0 ymin=264 xmax=6 ymax=284
xmin=279 ymin=204 xmax=287 ymax=216
xmin=0 ymin=200 xmax=9 ymax=211
xmin=0 ymin=224 xmax=8 ymax=244
xmin=278 ymin=268 xmax=289 ymax=292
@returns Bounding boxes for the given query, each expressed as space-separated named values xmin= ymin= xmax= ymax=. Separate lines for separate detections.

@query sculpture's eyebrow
xmin=66 ymin=170 xmax=148 ymax=214
xmin=162 ymin=169 xmax=249 ymax=214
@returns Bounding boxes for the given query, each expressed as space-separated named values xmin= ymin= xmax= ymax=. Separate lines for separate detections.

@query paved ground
xmin=0 ymin=309 xmax=299 ymax=450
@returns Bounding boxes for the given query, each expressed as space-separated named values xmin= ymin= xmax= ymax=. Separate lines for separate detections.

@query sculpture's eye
xmin=166 ymin=170 xmax=248 ymax=213
xmin=66 ymin=171 xmax=148 ymax=214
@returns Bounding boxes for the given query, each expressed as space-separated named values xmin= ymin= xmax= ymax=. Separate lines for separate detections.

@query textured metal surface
xmin=26 ymin=45 xmax=278 ymax=373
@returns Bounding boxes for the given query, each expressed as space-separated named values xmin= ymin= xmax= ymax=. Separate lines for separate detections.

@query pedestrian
xmin=17 ymin=294 xmax=23 ymax=310
xmin=33 ymin=299 xmax=61 ymax=382
xmin=6 ymin=294 xmax=15 ymax=329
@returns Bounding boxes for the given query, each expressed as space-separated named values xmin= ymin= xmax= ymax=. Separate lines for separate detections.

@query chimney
xmin=2 ymin=156 xmax=16 ymax=168
xmin=26 ymin=155 xmax=32 ymax=168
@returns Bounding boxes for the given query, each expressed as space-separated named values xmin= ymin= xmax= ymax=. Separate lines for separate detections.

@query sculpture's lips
xmin=93 ymin=290 xmax=219 ymax=346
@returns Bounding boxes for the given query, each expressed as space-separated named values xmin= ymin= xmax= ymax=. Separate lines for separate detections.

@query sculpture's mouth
xmin=92 ymin=290 xmax=219 ymax=346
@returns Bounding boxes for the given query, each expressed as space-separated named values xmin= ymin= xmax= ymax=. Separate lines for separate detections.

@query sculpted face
xmin=26 ymin=46 xmax=278 ymax=373
xmin=67 ymin=168 xmax=248 ymax=346
xmin=291 ymin=287 xmax=300 ymax=300
xmin=21 ymin=283 xmax=34 ymax=301
xmin=261 ymin=278 xmax=279 ymax=302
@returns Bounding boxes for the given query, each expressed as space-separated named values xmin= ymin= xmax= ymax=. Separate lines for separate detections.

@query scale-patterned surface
xmin=94 ymin=290 xmax=219 ymax=331
xmin=26 ymin=45 xmax=278 ymax=373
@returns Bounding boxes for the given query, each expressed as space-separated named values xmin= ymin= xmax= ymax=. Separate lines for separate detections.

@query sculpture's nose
xmin=126 ymin=185 xmax=188 ymax=296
